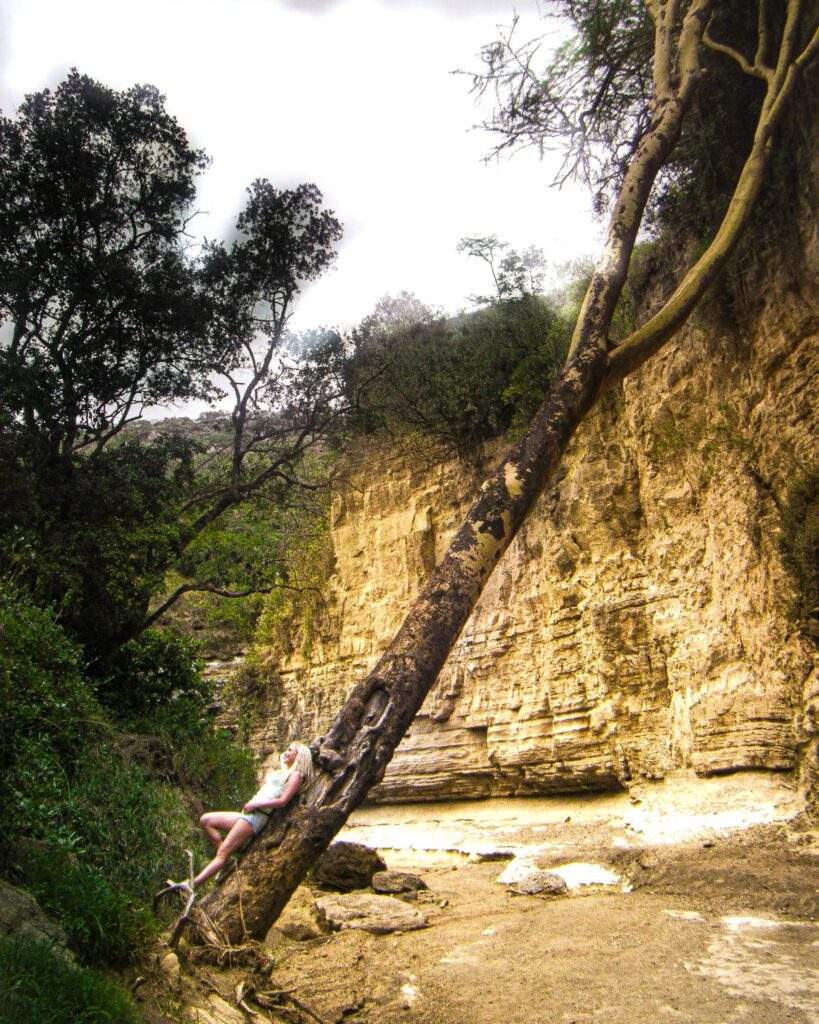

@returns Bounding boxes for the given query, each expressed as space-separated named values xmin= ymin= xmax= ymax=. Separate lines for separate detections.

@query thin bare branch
xmin=703 ymin=22 xmax=771 ymax=81
xmin=755 ymin=0 xmax=770 ymax=68
xmin=142 ymin=579 xmax=324 ymax=631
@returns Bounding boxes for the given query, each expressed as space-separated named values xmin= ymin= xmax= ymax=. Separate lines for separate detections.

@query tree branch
xmin=608 ymin=9 xmax=818 ymax=383
xmin=703 ymin=22 xmax=771 ymax=82
xmin=141 ymin=579 xmax=322 ymax=631
xmin=566 ymin=0 xmax=713 ymax=361
xmin=755 ymin=0 xmax=770 ymax=69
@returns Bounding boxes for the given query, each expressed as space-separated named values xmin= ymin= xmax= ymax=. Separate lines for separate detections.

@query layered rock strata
xmin=247 ymin=227 xmax=818 ymax=806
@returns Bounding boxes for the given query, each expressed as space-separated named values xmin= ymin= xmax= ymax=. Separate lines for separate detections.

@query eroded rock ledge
xmin=245 ymin=240 xmax=817 ymax=807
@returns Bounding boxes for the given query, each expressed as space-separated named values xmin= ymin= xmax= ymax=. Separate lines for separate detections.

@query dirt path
xmin=267 ymin=781 xmax=819 ymax=1024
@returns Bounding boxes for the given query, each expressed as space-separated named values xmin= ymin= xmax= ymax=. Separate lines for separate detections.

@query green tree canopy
xmin=0 ymin=70 xmax=215 ymax=457
xmin=0 ymin=71 xmax=347 ymax=661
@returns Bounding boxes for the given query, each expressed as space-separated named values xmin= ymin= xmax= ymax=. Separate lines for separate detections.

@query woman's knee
xmin=200 ymin=812 xmax=213 ymax=827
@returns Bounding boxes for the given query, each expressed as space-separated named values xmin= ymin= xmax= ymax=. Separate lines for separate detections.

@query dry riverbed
xmin=264 ymin=776 xmax=819 ymax=1024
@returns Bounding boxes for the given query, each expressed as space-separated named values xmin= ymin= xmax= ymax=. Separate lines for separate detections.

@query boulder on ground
xmin=497 ymin=860 xmax=568 ymax=896
xmin=371 ymin=870 xmax=428 ymax=895
xmin=314 ymin=893 xmax=428 ymax=934
xmin=269 ymin=885 xmax=326 ymax=942
xmin=311 ymin=841 xmax=386 ymax=892
xmin=514 ymin=870 xmax=568 ymax=896
xmin=0 ymin=879 xmax=72 ymax=956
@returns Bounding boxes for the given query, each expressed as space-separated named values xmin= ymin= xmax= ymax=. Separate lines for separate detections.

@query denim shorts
xmin=238 ymin=810 xmax=270 ymax=835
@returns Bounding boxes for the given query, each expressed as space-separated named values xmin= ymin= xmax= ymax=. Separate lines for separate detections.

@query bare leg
xmin=200 ymin=811 xmax=241 ymax=851
xmin=193 ymin=818 xmax=254 ymax=888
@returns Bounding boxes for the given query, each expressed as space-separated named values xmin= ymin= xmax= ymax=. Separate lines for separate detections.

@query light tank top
xmin=252 ymin=768 xmax=289 ymax=809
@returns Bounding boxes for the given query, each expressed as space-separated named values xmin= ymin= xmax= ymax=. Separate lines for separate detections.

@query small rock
xmin=702 ymin=839 xmax=715 ymax=848
xmin=312 ymin=842 xmax=386 ymax=892
xmin=159 ymin=951 xmax=180 ymax=991
xmin=372 ymin=871 xmax=428 ymax=895
xmin=513 ymin=871 xmax=568 ymax=897
xmin=160 ymin=951 xmax=180 ymax=976
xmin=438 ymin=898 xmax=449 ymax=908
xmin=315 ymin=893 xmax=428 ymax=934
xmin=0 ymin=880 xmax=72 ymax=959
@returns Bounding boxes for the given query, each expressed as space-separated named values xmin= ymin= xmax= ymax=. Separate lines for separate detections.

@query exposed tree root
xmin=180 ymin=937 xmax=327 ymax=1023
xmin=148 ymin=853 xmax=327 ymax=1023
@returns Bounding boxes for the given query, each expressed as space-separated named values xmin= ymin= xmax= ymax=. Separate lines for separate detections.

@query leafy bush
xmin=0 ymin=582 xmax=257 ymax=969
xmin=172 ymin=729 xmax=257 ymax=812
xmin=348 ymin=295 xmax=571 ymax=452
xmin=0 ymin=936 xmax=141 ymax=1024
xmin=8 ymin=740 xmax=206 ymax=964
xmin=40 ymin=747 xmax=194 ymax=897
xmin=0 ymin=582 xmax=102 ymax=774
xmin=97 ymin=627 xmax=208 ymax=735
xmin=0 ymin=583 xmax=105 ymax=844
xmin=16 ymin=848 xmax=156 ymax=967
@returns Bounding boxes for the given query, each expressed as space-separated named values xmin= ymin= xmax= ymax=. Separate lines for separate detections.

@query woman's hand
xmin=242 ymin=772 xmax=302 ymax=815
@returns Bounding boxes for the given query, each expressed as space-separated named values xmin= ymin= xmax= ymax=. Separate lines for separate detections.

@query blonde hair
xmin=280 ymin=741 xmax=315 ymax=788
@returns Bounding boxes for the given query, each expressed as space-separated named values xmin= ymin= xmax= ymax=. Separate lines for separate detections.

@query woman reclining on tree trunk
xmin=174 ymin=741 xmax=315 ymax=892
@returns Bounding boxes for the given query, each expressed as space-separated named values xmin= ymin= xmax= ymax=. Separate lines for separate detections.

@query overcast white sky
xmin=1 ymin=0 xmax=602 ymax=334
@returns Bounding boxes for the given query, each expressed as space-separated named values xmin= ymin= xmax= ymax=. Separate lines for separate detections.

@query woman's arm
xmin=243 ymin=772 xmax=302 ymax=813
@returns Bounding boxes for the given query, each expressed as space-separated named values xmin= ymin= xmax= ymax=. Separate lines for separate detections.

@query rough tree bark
xmin=190 ymin=0 xmax=817 ymax=946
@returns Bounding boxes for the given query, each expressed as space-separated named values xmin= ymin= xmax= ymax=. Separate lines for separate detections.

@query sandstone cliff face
xmin=248 ymin=220 xmax=818 ymax=807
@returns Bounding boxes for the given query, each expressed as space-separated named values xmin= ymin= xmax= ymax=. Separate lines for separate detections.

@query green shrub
xmin=45 ymin=747 xmax=194 ymax=897
xmin=0 ymin=583 xmax=257 ymax=967
xmin=5 ymin=735 xmax=88 ymax=855
xmin=0 ymin=582 xmax=103 ymax=779
xmin=172 ymin=729 xmax=257 ymax=812
xmin=16 ymin=848 xmax=156 ymax=967
xmin=0 ymin=936 xmax=141 ymax=1024
xmin=97 ymin=627 xmax=208 ymax=735
xmin=0 ymin=583 xmax=106 ymax=854
xmin=347 ymin=294 xmax=571 ymax=452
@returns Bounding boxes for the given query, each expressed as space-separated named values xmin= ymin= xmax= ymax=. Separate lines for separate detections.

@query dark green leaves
xmin=0 ymin=70 xmax=215 ymax=447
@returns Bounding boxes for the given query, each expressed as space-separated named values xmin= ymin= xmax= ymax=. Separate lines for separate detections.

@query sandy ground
xmin=265 ymin=778 xmax=819 ymax=1024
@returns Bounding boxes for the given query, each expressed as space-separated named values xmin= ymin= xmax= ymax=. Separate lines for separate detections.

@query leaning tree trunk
xmin=190 ymin=0 xmax=816 ymax=946
xmin=192 ymin=335 xmax=608 ymax=945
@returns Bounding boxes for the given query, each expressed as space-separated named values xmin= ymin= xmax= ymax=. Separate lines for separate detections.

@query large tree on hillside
xmin=0 ymin=72 xmax=212 ymax=451
xmin=192 ymin=0 xmax=818 ymax=946
xmin=0 ymin=72 xmax=346 ymax=657
xmin=141 ymin=181 xmax=347 ymax=632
